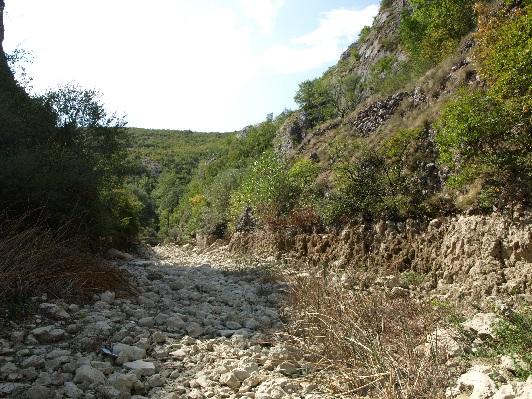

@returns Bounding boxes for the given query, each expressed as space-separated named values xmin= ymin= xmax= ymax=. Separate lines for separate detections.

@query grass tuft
xmin=0 ymin=214 xmax=135 ymax=319
xmin=285 ymin=273 xmax=452 ymax=398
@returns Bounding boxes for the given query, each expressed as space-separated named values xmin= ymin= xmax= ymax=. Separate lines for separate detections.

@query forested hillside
xmin=128 ymin=0 xmax=530 ymax=245
xmin=125 ymin=128 xmax=230 ymax=243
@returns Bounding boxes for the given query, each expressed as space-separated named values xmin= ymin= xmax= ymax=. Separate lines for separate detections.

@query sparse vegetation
xmin=287 ymin=274 xmax=450 ymax=398
xmin=0 ymin=214 xmax=134 ymax=319
xmin=492 ymin=309 xmax=532 ymax=379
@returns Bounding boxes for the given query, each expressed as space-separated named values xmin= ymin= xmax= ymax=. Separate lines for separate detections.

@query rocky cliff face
xmin=229 ymin=210 xmax=532 ymax=303
xmin=341 ymin=0 xmax=408 ymax=83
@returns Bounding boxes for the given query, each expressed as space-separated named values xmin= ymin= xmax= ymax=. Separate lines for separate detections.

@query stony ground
xmin=1 ymin=243 xmax=530 ymax=399
xmin=0 ymin=244 xmax=324 ymax=399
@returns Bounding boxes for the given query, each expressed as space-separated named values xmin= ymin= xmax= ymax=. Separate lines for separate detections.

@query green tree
xmin=400 ymin=0 xmax=476 ymax=64
xmin=294 ymin=78 xmax=336 ymax=126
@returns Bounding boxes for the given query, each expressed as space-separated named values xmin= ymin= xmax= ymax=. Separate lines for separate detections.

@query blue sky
xmin=4 ymin=0 xmax=379 ymax=132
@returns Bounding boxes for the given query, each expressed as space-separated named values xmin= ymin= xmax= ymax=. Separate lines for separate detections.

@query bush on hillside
xmin=0 ymin=75 xmax=139 ymax=245
xmin=321 ymin=128 xmax=438 ymax=223
xmin=400 ymin=0 xmax=476 ymax=64
xmin=294 ymin=78 xmax=337 ymax=126
xmin=229 ymin=152 xmax=293 ymax=228
xmin=436 ymin=3 xmax=531 ymax=207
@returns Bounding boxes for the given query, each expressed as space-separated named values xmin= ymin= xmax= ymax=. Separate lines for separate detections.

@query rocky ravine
xmin=0 ymin=246 xmax=323 ymax=399
xmin=1 ymin=244 xmax=531 ymax=399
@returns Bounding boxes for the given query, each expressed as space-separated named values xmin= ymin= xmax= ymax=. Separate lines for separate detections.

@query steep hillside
xmin=160 ymin=0 xmax=528 ymax=244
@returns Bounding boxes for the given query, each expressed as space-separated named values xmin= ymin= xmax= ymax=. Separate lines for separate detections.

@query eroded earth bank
xmin=1 ymin=225 xmax=531 ymax=399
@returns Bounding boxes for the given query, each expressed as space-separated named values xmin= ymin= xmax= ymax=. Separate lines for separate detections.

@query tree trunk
xmin=0 ymin=0 xmax=5 ymax=53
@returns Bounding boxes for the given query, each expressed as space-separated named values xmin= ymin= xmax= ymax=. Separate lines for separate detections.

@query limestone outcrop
xmin=229 ymin=209 xmax=532 ymax=302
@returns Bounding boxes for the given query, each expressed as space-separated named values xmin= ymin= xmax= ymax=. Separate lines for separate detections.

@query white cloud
xmin=3 ymin=1 xmax=379 ymax=131
xmin=240 ymin=0 xmax=285 ymax=35
xmin=257 ymin=5 xmax=379 ymax=74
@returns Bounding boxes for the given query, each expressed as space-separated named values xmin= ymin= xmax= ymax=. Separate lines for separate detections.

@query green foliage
xmin=400 ymin=0 xmax=476 ymax=64
xmin=322 ymin=128 xmax=436 ymax=223
xmin=125 ymin=128 xmax=230 ymax=237
xmin=330 ymin=74 xmax=364 ymax=117
xmin=288 ymin=159 xmax=320 ymax=193
xmin=380 ymin=0 xmax=393 ymax=9
xmin=434 ymin=2 xmax=531 ymax=207
xmin=229 ymin=152 xmax=292 ymax=226
xmin=358 ymin=26 xmax=372 ymax=42
xmin=0 ymin=76 xmax=138 ymax=244
xmin=294 ymin=73 xmax=364 ymax=125
xmin=430 ymin=299 xmax=466 ymax=326
xmin=333 ymin=149 xmax=388 ymax=220
xmin=371 ymin=55 xmax=395 ymax=77
xmin=435 ymin=89 xmax=531 ymax=202
xmin=368 ymin=55 xmax=399 ymax=93
xmin=400 ymin=271 xmax=425 ymax=287
xmin=492 ymin=310 xmax=532 ymax=379
xmin=151 ymin=115 xmax=290 ymax=239
xmin=294 ymin=78 xmax=336 ymax=126
xmin=199 ymin=169 xmax=243 ymax=235
xmin=475 ymin=3 xmax=531 ymax=105
xmin=98 ymin=188 xmax=142 ymax=245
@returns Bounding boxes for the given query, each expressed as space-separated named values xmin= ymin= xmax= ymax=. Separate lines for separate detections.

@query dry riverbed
xmin=1 ymin=243 xmax=530 ymax=399
xmin=0 ymin=244 xmax=325 ymax=399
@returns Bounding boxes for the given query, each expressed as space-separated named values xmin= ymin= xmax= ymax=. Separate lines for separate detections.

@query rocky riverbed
xmin=1 ymin=243 xmax=530 ymax=399
xmin=0 ymin=245 xmax=324 ymax=399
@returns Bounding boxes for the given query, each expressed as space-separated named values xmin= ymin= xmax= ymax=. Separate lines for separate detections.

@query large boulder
xmin=462 ymin=313 xmax=501 ymax=340
xmin=274 ymin=112 xmax=307 ymax=158
xmin=31 ymin=326 xmax=66 ymax=343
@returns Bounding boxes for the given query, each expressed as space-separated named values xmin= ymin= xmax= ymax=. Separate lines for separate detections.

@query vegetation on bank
xmin=140 ymin=0 xmax=529 ymax=242
xmin=2 ymin=0 xmax=529 ymax=247
xmin=0 ymin=55 xmax=135 ymax=308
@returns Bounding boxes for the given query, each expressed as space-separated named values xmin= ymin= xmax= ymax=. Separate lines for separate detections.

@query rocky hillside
xmin=230 ymin=207 xmax=532 ymax=303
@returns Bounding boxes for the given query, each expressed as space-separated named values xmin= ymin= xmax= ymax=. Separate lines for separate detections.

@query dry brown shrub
xmin=0 ymin=214 xmax=135 ymax=317
xmin=263 ymin=208 xmax=322 ymax=233
xmin=286 ymin=273 xmax=451 ymax=398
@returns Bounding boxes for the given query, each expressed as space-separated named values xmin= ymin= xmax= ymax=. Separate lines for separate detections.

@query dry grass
xmin=285 ymin=273 xmax=452 ymax=398
xmin=0 ymin=215 xmax=135 ymax=318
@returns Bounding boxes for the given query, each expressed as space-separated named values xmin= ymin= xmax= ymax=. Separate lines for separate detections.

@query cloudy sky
xmin=4 ymin=0 xmax=379 ymax=132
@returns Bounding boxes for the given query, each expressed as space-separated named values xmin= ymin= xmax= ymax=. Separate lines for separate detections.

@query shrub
xmin=380 ymin=0 xmax=393 ymax=9
xmin=322 ymin=128 xmax=436 ymax=223
xmin=435 ymin=89 xmax=531 ymax=202
xmin=333 ymin=149 xmax=387 ymax=220
xmin=287 ymin=158 xmax=320 ymax=194
xmin=475 ymin=2 xmax=532 ymax=104
xmin=97 ymin=188 xmax=142 ymax=246
xmin=0 ymin=215 xmax=134 ymax=319
xmin=358 ymin=25 xmax=371 ymax=42
xmin=287 ymin=274 xmax=450 ymax=397
xmin=329 ymin=74 xmax=364 ymax=117
xmin=400 ymin=0 xmax=476 ymax=64
xmin=492 ymin=309 xmax=532 ymax=380
xmin=0 ymin=79 xmax=136 ymax=244
xmin=198 ymin=169 xmax=243 ymax=237
xmin=229 ymin=152 xmax=292 ymax=227
xmin=294 ymin=78 xmax=336 ymax=126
